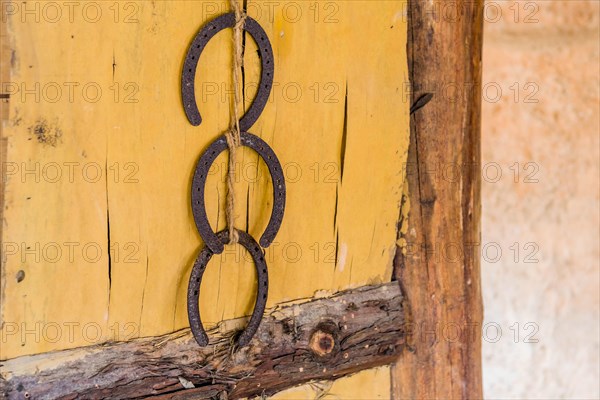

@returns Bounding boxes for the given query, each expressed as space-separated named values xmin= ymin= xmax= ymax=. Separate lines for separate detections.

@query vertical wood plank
xmin=391 ymin=0 xmax=484 ymax=398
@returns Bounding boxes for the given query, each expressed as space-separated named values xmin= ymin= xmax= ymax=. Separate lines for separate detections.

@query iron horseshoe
xmin=181 ymin=12 xmax=274 ymax=131
xmin=191 ymin=132 xmax=286 ymax=254
xmin=187 ymin=229 xmax=269 ymax=347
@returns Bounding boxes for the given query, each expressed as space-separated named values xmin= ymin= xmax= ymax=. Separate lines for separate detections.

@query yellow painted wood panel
xmin=0 ymin=0 xmax=409 ymax=360
xmin=269 ymin=366 xmax=391 ymax=399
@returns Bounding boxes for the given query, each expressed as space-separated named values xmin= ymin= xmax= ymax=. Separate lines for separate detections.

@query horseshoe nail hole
xmin=261 ymin=36 xmax=264 ymax=41
xmin=266 ymin=60 xmax=270 ymax=64
xmin=197 ymin=44 xmax=200 ymax=48
xmin=196 ymin=277 xmax=200 ymax=282
xmin=188 ymin=69 xmax=192 ymax=72
xmin=191 ymin=56 xmax=195 ymax=60
xmin=194 ymin=290 xmax=198 ymax=295
xmin=263 ymin=293 xmax=267 ymax=299
xmin=262 ymin=268 xmax=266 ymax=273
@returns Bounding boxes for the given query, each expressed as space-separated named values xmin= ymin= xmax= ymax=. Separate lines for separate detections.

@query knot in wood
xmin=309 ymin=320 xmax=339 ymax=359
xmin=310 ymin=330 xmax=335 ymax=357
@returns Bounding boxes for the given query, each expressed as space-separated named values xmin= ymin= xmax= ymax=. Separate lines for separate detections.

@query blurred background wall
xmin=481 ymin=1 xmax=599 ymax=398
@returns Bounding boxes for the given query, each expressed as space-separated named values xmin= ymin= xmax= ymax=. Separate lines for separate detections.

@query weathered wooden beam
xmin=0 ymin=282 xmax=405 ymax=399
xmin=391 ymin=0 xmax=484 ymax=399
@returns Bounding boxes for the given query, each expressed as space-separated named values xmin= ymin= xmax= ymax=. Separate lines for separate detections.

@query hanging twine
xmin=225 ymin=0 xmax=246 ymax=244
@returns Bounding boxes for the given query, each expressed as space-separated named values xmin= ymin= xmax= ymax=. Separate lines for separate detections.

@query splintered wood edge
xmin=0 ymin=282 xmax=405 ymax=399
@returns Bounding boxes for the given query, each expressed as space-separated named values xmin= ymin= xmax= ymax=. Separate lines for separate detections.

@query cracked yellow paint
xmin=0 ymin=0 xmax=409 ymax=361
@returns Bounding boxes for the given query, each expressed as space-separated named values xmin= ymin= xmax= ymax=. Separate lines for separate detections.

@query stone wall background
xmin=481 ymin=1 xmax=599 ymax=398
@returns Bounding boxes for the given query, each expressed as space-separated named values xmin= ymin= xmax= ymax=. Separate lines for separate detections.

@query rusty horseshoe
xmin=181 ymin=12 xmax=274 ymax=131
xmin=187 ymin=229 xmax=268 ymax=347
xmin=191 ymin=132 xmax=286 ymax=255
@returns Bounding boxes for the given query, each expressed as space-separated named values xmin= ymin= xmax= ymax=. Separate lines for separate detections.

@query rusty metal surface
xmin=181 ymin=12 xmax=274 ymax=131
xmin=187 ymin=229 xmax=269 ymax=348
xmin=184 ymin=12 xmax=283 ymax=349
xmin=191 ymin=131 xmax=286 ymax=254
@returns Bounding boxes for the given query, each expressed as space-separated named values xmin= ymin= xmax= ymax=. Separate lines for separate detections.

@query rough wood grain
xmin=391 ymin=0 xmax=484 ymax=399
xmin=0 ymin=282 xmax=405 ymax=399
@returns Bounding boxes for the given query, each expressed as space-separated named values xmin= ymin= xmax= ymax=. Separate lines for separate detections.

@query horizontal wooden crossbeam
xmin=0 ymin=282 xmax=405 ymax=399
